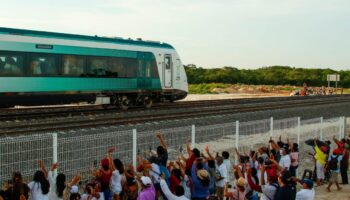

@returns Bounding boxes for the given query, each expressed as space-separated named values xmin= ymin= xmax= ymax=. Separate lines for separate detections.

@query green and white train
xmin=0 ymin=27 xmax=188 ymax=109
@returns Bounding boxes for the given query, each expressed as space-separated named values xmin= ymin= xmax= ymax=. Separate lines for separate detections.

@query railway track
xmin=0 ymin=95 xmax=348 ymax=121
xmin=0 ymin=95 xmax=349 ymax=135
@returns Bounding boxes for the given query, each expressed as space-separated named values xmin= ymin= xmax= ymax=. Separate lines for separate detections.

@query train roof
xmin=0 ymin=27 xmax=174 ymax=49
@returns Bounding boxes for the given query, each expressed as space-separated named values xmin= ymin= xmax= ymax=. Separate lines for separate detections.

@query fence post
xmin=320 ymin=117 xmax=323 ymax=140
xmin=297 ymin=117 xmax=301 ymax=145
xmin=341 ymin=116 xmax=346 ymax=138
xmin=191 ymin=125 xmax=196 ymax=149
xmin=235 ymin=120 xmax=239 ymax=164
xmin=339 ymin=117 xmax=342 ymax=140
xmin=270 ymin=117 xmax=274 ymax=137
xmin=132 ymin=129 xmax=137 ymax=167
xmin=52 ymin=133 xmax=58 ymax=173
xmin=344 ymin=117 xmax=347 ymax=138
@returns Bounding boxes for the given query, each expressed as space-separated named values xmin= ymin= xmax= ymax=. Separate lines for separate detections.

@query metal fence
xmin=0 ymin=116 xmax=346 ymax=184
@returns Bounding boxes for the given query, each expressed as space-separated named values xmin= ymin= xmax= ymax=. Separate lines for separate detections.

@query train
xmin=0 ymin=27 xmax=188 ymax=109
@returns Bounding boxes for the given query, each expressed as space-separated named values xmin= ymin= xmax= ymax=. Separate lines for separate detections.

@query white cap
xmin=141 ymin=176 xmax=152 ymax=186
xmin=70 ymin=185 xmax=79 ymax=193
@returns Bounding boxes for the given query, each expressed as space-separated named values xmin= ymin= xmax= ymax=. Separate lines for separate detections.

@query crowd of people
xmin=0 ymin=132 xmax=349 ymax=200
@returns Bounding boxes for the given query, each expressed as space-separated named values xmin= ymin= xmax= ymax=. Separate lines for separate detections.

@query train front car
xmin=154 ymin=47 xmax=188 ymax=102
xmin=0 ymin=27 xmax=187 ymax=109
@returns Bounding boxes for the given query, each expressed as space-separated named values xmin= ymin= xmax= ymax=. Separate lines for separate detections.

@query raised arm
xmin=156 ymin=132 xmax=168 ymax=150
xmin=37 ymin=160 xmax=48 ymax=178
xmin=186 ymin=137 xmax=192 ymax=157
xmin=160 ymin=174 xmax=178 ymax=199
xmin=247 ymin=166 xmax=262 ymax=192
xmin=205 ymin=146 xmax=214 ymax=160
xmin=108 ymin=147 xmax=116 ymax=171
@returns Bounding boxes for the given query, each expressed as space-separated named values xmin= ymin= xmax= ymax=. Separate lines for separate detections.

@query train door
xmin=164 ymin=54 xmax=172 ymax=88
xmin=137 ymin=53 xmax=147 ymax=89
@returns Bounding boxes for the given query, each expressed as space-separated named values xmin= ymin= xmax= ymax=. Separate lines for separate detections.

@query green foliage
xmin=185 ymin=65 xmax=349 ymax=87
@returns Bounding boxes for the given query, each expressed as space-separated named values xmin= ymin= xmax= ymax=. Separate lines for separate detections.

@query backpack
xmin=328 ymin=156 xmax=339 ymax=171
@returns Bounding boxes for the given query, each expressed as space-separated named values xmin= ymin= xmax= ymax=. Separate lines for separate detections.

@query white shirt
xmin=296 ymin=189 xmax=315 ymax=200
xmin=150 ymin=163 xmax=161 ymax=183
xmin=279 ymin=155 xmax=291 ymax=170
xmin=111 ymin=169 xmax=122 ymax=194
xmin=223 ymin=159 xmax=232 ymax=182
xmin=81 ymin=193 xmax=105 ymax=200
xmin=28 ymin=181 xmax=50 ymax=200
xmin=216 ymin=164 xmax=228 ymax=187
xmin=47 ymin=171 xmax=62 ymax=200
xmin=160 ymin=179 xmax=189 ymax=200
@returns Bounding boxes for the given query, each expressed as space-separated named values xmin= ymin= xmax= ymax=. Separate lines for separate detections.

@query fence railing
xmin=0 ymin=116 xmax=346 ymax=184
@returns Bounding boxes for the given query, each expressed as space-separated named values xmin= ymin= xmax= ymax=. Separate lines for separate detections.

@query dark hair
xmin=270 ymin=149 xmax=277 ymax=157
xmin=70 ymin=193 xmax=81 ymax=200
xmin=12 ymin=171 xmax=23 ymax=184
xmin=292 ymin=143 xmax=299 ymax=152
xmin=249 ymin=151 xmax=256 ymax=158
xmin=239 ymin=155 xmax=246 ymax=164
xmin=157 ymin=146 xmax=166 ymax=155
xmin=280 ymin=171 xmax=293 ymax=184
xmin=284 ymin=148 xmax=290 ymax=155
xmin=193 ymin=148 xmax=200 ymax=158
xmin=33 ymin=171 xmax=50 ymax=195
xmin=85 ymin=183 xmax=95 ymax=194
xmin=251 ymin=168 xmax=259 ymax=185
xmin=172 ymin=168 xmax=182 ymax=181
xmin=102 ymin=165 xmax=109 ymax=171
xmin=56 ymin=173 xmax=66 ymax=198
xmin=113 ymin=158 xmax=125 ymax=174
xmin=222 ymin=151 xmax=229 ymax=159
xmin=196 ymin=162 xmax=203 ymax=170
xmin=175 ymin=185 xmax=185 ymax=196
xmin=257 ymin=157 xmax=264 ymax=164
xmin=208 ymin=160 xmax=216 ymax=168
xmin=277 ymin=141 xmax=284 ymax=148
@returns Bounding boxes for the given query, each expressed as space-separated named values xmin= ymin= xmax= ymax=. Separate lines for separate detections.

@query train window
xmin=146 ymin=61 xmax=151 ymax=78
xmin=0 ymin=53 xmax=24 ymax=76
xmin=28 ymin=55 xmax=58 ymax=76
xmin=62 ymin=55 xmax=85 ymax=76
xmin=123 ymin=58 xmax=137 ymax=78
xmin=151 ymin=60 xmax=159 ymax=78
xmin=165 ymin=55 xmax=171 ymax=70
xmin=87 ymin=57 xmax=108 ymax=77
xmin=108 ymin=57 xmax=124 ymax=77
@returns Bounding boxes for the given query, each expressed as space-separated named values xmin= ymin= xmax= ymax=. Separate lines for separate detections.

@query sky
xmin=0 ymin=0 xmax=349 ymax=70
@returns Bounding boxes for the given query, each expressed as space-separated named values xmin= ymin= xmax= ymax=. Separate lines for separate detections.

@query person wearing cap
xmin=224 ymin=176 xmax=246 ymax=200
xmin=313 ymin=139 xmax=327 ymax=186
xmin=294 ymin=179 xmax=315 ymax=200
xmin=137 ymin=176 xmax=156 ymax=200
xmin=326 ymin=149 xmax=343 ymax=192
xmin=247 ymin=164 xmax=278 ymax=200
xmin=191 ymin=161 xmax=210 ymax=200
xmin=91 ymin=158 xmax=112 ymax=200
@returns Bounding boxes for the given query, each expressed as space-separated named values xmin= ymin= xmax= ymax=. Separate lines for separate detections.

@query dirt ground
xmin=315 ymin=183 xmax=350 ymax=199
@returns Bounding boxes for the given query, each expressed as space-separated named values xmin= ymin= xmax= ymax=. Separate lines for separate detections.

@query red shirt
xmin=186 ymin=154 xmax=196 ymax=171
xmin=170 ymin=175 xmax=181 ymax=193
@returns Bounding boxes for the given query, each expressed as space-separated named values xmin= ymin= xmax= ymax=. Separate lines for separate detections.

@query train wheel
xmin=119 ymin=96 xmax=130 ymax=110
xmin=144 ymin=97 xmax=153 ymax=109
